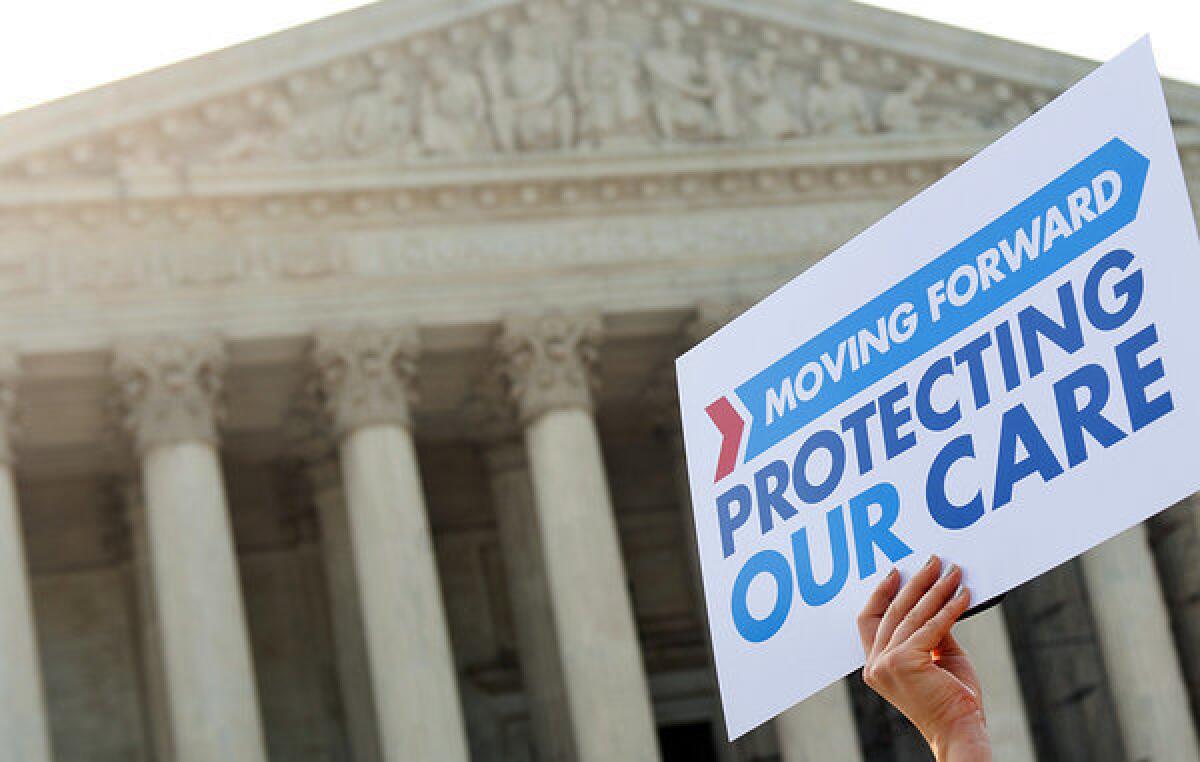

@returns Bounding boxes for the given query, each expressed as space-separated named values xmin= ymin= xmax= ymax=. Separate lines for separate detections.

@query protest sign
xmin=675 ymin=38 xmax=1200 ymax=738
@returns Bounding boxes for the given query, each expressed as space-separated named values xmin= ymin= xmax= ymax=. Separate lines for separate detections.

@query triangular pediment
xmin=4 ymin=0 xmax=1200 ymax=189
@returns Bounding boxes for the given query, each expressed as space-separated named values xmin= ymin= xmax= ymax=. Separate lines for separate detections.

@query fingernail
xmin=886 ymin=568 xmax=899 ymax=582
xmin=924 ymin=554 xmax=938 ymax=569
xmin=946 ymin=563 xmax=960 ymax=578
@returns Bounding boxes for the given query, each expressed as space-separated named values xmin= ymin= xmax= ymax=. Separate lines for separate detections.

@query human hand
xmin=856 ymin=556 xmax=991 ymax=762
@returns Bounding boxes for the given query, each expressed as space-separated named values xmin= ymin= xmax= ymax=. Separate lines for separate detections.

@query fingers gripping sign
xmin=858 ymin=557 xmax=991 ymax=762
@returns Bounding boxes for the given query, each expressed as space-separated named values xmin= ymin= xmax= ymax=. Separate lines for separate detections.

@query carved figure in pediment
xmin=881 ymin=75 xmax=982 ymax=133
xmin=807 ymin=60 xmax=873 ymax=135
xmin=930 ymin=109 xmax=983 ymax=131
xmin=644 ymin=18 xmax=714 ymax=142
xmin=571 ymin=5 xmax=645 ymax=148
xmin=879 ymin=75 xmax=929 ymax=133
xmin=482 ymin=25 xmax=574 ymax=151
xmin=342 ymin=71 xmax=417 ymax=158
xmin=703 ymin=36 xmax=740 ymax=140
xmin=739 ymin=49 xmax=800 ymax=140
xmin=210 ymin=92 xmax=324 ymax=162
xmin=419 ymin=56 xmax=491 ymax=157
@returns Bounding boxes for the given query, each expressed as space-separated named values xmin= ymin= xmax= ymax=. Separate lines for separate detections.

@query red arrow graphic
xmin=705 ymin=396 xmax=744 ymax=483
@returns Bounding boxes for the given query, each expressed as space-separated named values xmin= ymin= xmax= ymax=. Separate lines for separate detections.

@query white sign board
xmin=675 ymin=38 xmax=1200 ymax=739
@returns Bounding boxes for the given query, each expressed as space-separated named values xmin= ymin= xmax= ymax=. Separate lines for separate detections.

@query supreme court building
xmin=2 ymin=1 xmax=1200 ymax=760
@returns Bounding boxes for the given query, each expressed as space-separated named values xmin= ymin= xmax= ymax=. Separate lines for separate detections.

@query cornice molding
xmin=2 ymin=132 xmax=1198 ymax=241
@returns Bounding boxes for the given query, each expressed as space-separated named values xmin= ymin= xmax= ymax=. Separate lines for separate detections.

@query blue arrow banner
xmin=735 ymin=138 xmax=1150 ymax=464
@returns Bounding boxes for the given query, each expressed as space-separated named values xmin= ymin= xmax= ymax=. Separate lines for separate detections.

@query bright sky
xmin=0 ymin=1 xmax=1197 ymax=117
xmin=859 ymin=1 xmax=1200 ymax=85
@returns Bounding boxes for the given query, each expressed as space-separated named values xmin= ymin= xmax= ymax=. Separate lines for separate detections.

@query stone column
xmin=1080 ymin=524 xmax=1200 ymax=761
xmin=774 ymin=683 xmax=862 ymax=762
xmin=112 ymin=335 xmax=267 ymax=762
xmin=312 ymin=325 xmax=468 ymax=762
xmin=482 ymin=438 xmax=575 ymax=762
xmin=1148 ymin=493 xmax=1200 ymax=718
xmin=497 ymin=311 xmax=661 ymax=762
xmin=305 ymin=458 xmax=381 ymax=762
xmin=120 ymin=481 xmax=173 ymax=762
xmin=664 ymin=414 xmax=743 ymax=761
xmin=0 ymin=352 xmax=53 ymax=762
xmin=951 ymin=606 xmax=1036 ymax=762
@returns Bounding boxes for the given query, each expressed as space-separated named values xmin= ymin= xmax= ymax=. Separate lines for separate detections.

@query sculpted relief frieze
xmin=4 ymin=0 xmax=1196 ymax=299
xmin=10 ymin=0 xmax=1056 ymax=181
xmin=17 ymin=235 xmax=347 ymax=293
xmin=2 ymin=203 xmax=889 ymax=295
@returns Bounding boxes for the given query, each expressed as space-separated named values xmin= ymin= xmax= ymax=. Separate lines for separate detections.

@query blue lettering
xmin=993 ymin=403 xmax=1064 ymax=510
xmin=953 ymin=332 xmax=993 ymax=410
xmin=915 ymin=356 xmax=961 ymax=432
xmin=879 ymin=382 xmax=917 ymax=459
xmin=715 ymin=484 xmax=752 ymax=559
xmin=754 ymin=460 xmax=797 ymax=535
xmin=1053 ymin=363 xmax=1125 ymax=468
xmin=1116 ymin=324 xmax=1173 ymax=431
xmin=849 ymin=482 xmax=913 ymax=579
xmin=840 ymin=400 xmax=878 ymax=476
xmin=1084 ymin=249 xmax=1143 ymax=331
xmin=731 ymin=550 xmax=794 ymax=643
xmin=792 ymin=429 xmax=846 ymax=504
xmin=926 ymin=434 xmax=985 ymax=530
xmin=792 ymin=505 xmax=851 ymax=606
xmin=1019 ymin=281 xmax=1084 ymax=378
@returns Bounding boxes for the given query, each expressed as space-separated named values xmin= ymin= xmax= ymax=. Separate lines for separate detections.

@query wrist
xmin=929 ymin=724 xmax=991 ymax=762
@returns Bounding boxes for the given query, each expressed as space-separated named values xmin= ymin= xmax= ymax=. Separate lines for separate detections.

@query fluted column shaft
xmin=773 ymin=683 xmax=861 ymax=762
xmin=0 ymin=352 xmax=52 ymax=761
xmin=498 ymin=312 xmax=660 ymax=762
xmin=1081 ymin=524 xmax=1200 ymax=761
xmin=114 ymin=335 xmax=267 ymax=762
xmin=313 ymin=325 xmax=468 ymax=762
xmin=122 ymin=482 xmax=173 ymax=762
xmin=483 ymin=440 xmax=575 ymax=761
xmin=307 ymin=460 xmax=381 ymax=762
xmin=951 ymin=607 xmax=1036 ymax=762
xmin=1149 ymin=493 xmax=1200 ymax=716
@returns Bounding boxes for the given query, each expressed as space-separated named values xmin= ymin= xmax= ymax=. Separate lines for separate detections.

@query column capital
xmin=496 ymin=311 xmax=602 ymax=423
xmin=312 ymin=324 xmax=420 ymax=437
xmin=0 ymin=349 xmax=21 ymax=466
xmin=112 ymin=334 xmax=226 ymax=453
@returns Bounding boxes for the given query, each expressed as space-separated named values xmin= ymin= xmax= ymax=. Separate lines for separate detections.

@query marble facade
xmin=2 ymin=0 xmax=1200 ymax=759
